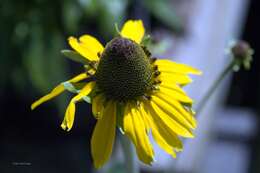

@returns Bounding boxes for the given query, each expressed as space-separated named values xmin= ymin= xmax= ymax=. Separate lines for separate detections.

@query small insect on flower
xmin=31 ymin=20 xmax=201 ymax=168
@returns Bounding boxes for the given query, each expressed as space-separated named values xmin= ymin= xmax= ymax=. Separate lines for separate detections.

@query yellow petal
xmin=92 ymin=94 xmax=106 ymax=119
xmin=120 ymin=20 xmax=145 ymax=44
xmin=144 ymin=101 xmax=183 ymax=150
xmin=159 ymin=72 xmax=193 ymax=86
xmin=31 ymin=73 xmax=88 ymax=110
xmin=155 ymin=93 xmax=196 ymax=129
xmin=61 ymin=82 xmax=95 ymax=131
xmin=160 ymin=81 xmax=186 ymax=95
xmin=31 ymin=85 xmax=64 ymax=110
xmin=68 ymin=73 xmax=88 ymax=83
xmin=76 ymin=81 xmax=95 ymax=98
xmin=150 ymin=123 xmax=177 ymax=157
xmin=159 ymin=86 xmax=193 ymax=104
xmin=79 ymin=35 xmax=104 ymax=55
xmin=61 ymin=100 xmax=76 ymax=131
xmin=156 ymin=60 xmax=202 ymax=75
xmin=141 ymin=104 xmax=178 ymax=157
xmin=139 ymin=103 xmax=150 ymax=133
xmin=149 ymin=99 xmax=194 ymax=138
xmin=68 ymin=35 xmax=104 ymax=61
xmin=152 ymin=95 xmax=194 ymax=129
xmin=91 ymin=101 xmax=117 ymax=168
xmin=123 ymin=103 xmax=154 ymax=164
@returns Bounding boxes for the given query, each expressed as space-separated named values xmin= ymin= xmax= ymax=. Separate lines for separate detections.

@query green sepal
xmin=232 ymin=64 xmax=240 ymax=72
xmin=82 ymin=96 xmax=92 ymax=104
xmin=61 ymin=49 xmax=90 ymax=64
xmin=73 ymin=82 xmax=88 ymax=90
xmin=243 ymin=55 xmax=253 ymax=70
xmin=116 ymin=102 xmax=126 ymax=134
xmin=114 ymin=23 xmax=121 ymax=36
xmin=181 ymin=102 xmax=193 ymax=109
xmin=233 ymin=59 xmax=241 ymax=72
xmin=141 ymin=34 xmax=151 ymax=47
xmin=84 ymin=64 xmax=92 ymax=71
xmin=182 ymin=103 xmax=196 ymax=116
xmin=62 ymin=81 xmax=92 ymax=103
xmin=62 ymin=81 xmax=78 ymax=93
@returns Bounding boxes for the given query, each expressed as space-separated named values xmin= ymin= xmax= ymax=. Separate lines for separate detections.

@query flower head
xmin=230 ymin=40 xmax=254 ymax=70
xmin=31 ymin=20 xmax=201 ymax=168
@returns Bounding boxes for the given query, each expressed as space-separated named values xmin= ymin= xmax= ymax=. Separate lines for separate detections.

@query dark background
xmin=227 ymin=0 xmax=260 ymax=172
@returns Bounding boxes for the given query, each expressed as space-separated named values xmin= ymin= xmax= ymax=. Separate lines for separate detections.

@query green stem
xmin=120 ymin=133 xmax=139 ymax=173
xmin=196 ymin=60 xmax=235 ymax=114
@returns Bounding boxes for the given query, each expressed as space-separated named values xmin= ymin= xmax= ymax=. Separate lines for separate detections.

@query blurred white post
xmin=141 ymin=0 xmax=250 ymax=172
xmin=173 ymin=0 xmax=250 ymax=172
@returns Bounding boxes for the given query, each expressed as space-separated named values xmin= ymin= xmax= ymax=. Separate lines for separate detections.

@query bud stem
xmin=196 ymin=60 xmax=236 ymax=114
xmin=120 ymin=133 xmax=139 ymax=173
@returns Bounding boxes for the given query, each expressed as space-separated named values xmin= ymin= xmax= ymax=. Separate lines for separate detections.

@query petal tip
xmin=30 ymin=101 xmax=40 ymax=110
xmin=60 ymin=123 xmax=66 ymax=130
xmin=61 ymin=123 xmax=71 ymax=132
xmin=194 ymin=70 xmax=203 ymax=75
xmin=93 ymin=162 xmax=103 ymax=169
xmin=30 ymin=103 xmax=36 ymax=110
xmin=68 ymin=36 xmax=75 ymax=41
xmin=121 ymin=19 xmax=145 ymax=44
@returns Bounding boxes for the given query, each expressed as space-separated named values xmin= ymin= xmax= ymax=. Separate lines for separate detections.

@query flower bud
xmin=230 ymin=40 xmax=254 ymax=70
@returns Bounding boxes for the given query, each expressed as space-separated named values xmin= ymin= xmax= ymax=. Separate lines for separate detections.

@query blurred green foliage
xmin=0 ymin=0 xmax=182 ymax=110
xmin=0 ymin=0 xmax=128 ymax=94
xmin=143 ymin=0 xmax=184 ymax=34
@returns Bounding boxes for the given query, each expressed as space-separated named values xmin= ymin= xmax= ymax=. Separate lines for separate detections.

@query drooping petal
xmin=92 ymin=94 xmax=106 ymax=119
xmin=61 ymin=82 xmax=95 ymax=131
xmin=123 ymin=103 xmax=154 ymax=164
xmin=156 ymin=60 xmax=202 ymax=75
xmin=144 ymin=101 xmax=183 ymax=150
xmin=152 ymin=120 xmax=183 ymax=153
xmin=68 ymin=35 xmax=104 ymax=61
xmin=139 ymin=103 xmax=151 ymax=133
xmin=31 ymin=73 xmax=88 ymax=110
xmin=31 ymin=85 xmax=64 ymax=110
xmin=140 ymin=103 xmax=177 ymax=157
xmin=68 ymin=73 xmax=88 ymax=83
xmin=155 ymin=93 xmax=196 ymax=129
xmin=152 ymin=126 xmax=177 ymax=158
xmin=149 ymin=98 xmax=194 ymax=138
xmin=149 ymin=120 xmax=177 ymax=157
xmin=159 ymin=72 xmax=193 ymax=86
xmin=152 ymin=95 xmax=194 ymax=129
xmin=120 ymin=20 xmax=145 ymax=44
xmin=160 ymin=81 xmax=186 ymax=94
xmin=159 ymin=86 xmax=193 ymax=104
xmin=61 ymin=100 xmax=76 ymax=131
xmin=91 ymin=101 xmax=117 ymax=168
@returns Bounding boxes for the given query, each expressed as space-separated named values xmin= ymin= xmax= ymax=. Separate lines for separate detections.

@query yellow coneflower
xmin=31 ymin=20 xmax=201 ymax=168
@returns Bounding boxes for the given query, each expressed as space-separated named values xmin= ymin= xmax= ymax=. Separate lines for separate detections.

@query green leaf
xmin=61 ymin=50 xmax=90 ymax=64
